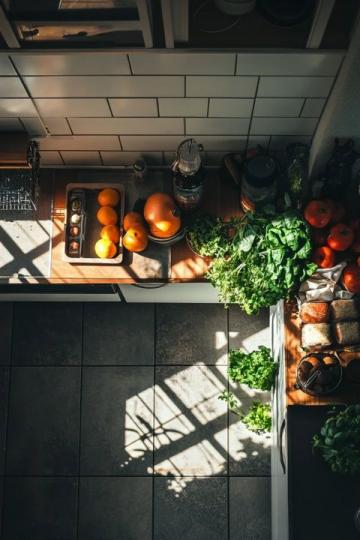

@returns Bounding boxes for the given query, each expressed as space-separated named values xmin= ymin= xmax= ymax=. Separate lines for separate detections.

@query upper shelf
xmin=0 ymin=0 xmax=359 ymax=50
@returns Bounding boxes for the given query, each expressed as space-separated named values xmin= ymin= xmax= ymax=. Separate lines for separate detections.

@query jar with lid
xmin=172 ymin=138 xmax=204 ymax=211
xmin=241 ymin=154 xmax=278 ymax=212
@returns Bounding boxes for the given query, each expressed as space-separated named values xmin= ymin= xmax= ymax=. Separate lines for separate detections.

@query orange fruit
xmin=97 ymin=206 xmax=118 ymax=226
xmin=94 ymin=238 xmax=117 ymax=259
xmin=123 ymin=211 xmax=144 ymax=232
xmin=150 ymin=220 xmax=181 ymax=238
xmin=100 ymin=224 xmax=120 ymax=244
xmin=97 ymin=188 xmax=120 ymax=207
xmin=123 ymin=226 xmax=148 ymax=253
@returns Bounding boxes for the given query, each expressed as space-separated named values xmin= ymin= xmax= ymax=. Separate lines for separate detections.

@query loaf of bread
xmin=301 ymin=323 xmax=332 ymax=349
xmin=330 ymin=299 xmax=359 ymax=321
xmin=300 ymin=302 xmax=330 ymax=324
xmin=334 ymin=321 xmax=360 ymax=346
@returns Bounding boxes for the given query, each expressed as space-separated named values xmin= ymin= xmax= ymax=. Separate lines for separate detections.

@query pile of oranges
xmin=94 ymin=188 xmax=120 ymax=259
xmin=122 ymin=211 xmax=149 ymax=253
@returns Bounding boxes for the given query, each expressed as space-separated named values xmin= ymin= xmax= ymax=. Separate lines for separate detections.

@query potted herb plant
xmin=312 ymin=405 xmax=360 ymax=474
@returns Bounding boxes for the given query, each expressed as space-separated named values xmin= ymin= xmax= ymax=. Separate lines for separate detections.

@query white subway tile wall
xmin=0 ymin=51 xmax=344 ymax=166
xmin=60 ymin=151 xmax=102 ymax=165
xmin=109 ymin=98 xmax=158 ymax=117
xmin=301 ymin=98 xmax=327 ymax=117
xmin=35 ymin=98 xmax=112 ymax=118
xmin=158 ymin=98 xmax=208 ymax=117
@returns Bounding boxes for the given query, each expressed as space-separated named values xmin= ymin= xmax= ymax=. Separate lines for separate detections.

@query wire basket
xmin=0 ymin=141 xmax=40 ymax=212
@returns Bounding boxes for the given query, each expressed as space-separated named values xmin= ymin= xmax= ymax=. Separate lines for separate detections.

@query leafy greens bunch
xmin=312 ymin=405 xmax=360 ymax=475
xmin=187 ymin=214 xmax=240 ymax=258
xmin=207 ymin=211 xmax=316 ymax=314
xmin=219 ymin=391 xmax=271 ymax=433
xmin=228 ymin=346 xmax=277 ymax=391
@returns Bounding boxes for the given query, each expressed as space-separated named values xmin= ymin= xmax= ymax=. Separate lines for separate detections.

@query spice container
xmin=241 ymin=154 xmax=278 ymax=212
xmin=65 ymin=188 xmax=86 ymax=258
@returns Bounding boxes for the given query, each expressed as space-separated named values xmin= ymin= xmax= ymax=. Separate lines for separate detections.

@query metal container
xmin=241 ymin=154 xmax=278 ymax=212
xmin=295 ymin=352 xmax=343 ymax=397
xmin=172 ymin=138 xmax=204 ymax=211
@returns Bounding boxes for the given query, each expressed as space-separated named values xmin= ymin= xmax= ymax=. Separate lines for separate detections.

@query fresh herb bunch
xmin=312 ymin=405 xmax=360 ymax=475
xmin=207 ymin=211 xmax=316 ymax=314
xmin=242 ymin=402 xmax=272 ymax=433
xmin=219 ymin=392 xmax=271 ymax=433
xmin=228 ymin=346 xmax=277 ymax=391
xmin=187 ymin=214 xmax=239 ymax=258
xmin=219 ymin=390 xmax=242 ymax=415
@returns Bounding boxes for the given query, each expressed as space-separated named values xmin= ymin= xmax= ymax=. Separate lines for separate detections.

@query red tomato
xmin=341 ymin=264 xmax=360 ymax=294
xmin=327 ymin=223 xmax=354 ymax=251
xmin=311 ymin=228 xmax=328 ymax=246
xmin=328 ymin=200 xmax=345 ymax=223
xmin=311 ymin=246 xmax=336 ymax=269
xmin=304 ymin=200 xmax=333 ymax=229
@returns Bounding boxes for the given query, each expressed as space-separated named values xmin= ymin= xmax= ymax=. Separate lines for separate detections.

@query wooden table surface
xmin=285 ymin=301 xmax=360 ymax=406
xmin=50 ymin=169 xmax=241 ymax=284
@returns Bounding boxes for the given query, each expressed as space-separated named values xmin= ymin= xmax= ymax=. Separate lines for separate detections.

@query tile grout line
xmin=152 ymin=303 xmax=156 ymax=540
xmin=298 ymin=98 xmax=307 ymax=118
xmin=76 ymin=302 xmax=85 ymax=540
xmin=246 ymin=76 xmax=260 ymax=152
xmin=1 ymin=302 xmax=15 ymax=538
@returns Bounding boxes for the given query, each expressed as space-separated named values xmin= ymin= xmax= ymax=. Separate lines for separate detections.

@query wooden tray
xmin=63 ymin=182 xmax=125 ymax=265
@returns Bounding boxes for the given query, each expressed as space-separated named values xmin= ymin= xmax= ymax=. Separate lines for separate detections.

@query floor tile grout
xmin=76 ymin=303 xmax=85 ymax=540
xmin=1 ymin=302 xmax=15 ymax=538
xmin=1 ymin=302 xmax=271 ymax=539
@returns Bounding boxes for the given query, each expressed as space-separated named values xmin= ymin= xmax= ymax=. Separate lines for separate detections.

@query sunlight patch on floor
xmin=164 ymin=365 xmax=227 ymax=425
xmin=154 ymin=437 xmax=226 ymax=477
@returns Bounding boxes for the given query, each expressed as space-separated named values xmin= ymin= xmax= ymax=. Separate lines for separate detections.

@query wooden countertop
xmin=50 ymin=169 xmax=241 ymax=284
xmin=285 ymin=301 xmax=360 ymax=406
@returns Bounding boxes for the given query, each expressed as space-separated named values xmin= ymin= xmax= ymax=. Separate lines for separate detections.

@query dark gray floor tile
xmin=0 ymin=368 xmax=10 ymax=474
xmin=79 ymin=477 xmax=152 ymax=540
xmin=154 ymin=365 xmax=228 ymax=476
xmin=229 ymin=306 xmax=270 ymax=352
xmin=12 ymin=303 xmax=82 ymax=365
xmin=228 ymin=389 xmax=271 ymax=476
xmin=81 ymin=366 xmax=154 ymax=475
xmin=83 ymin=303 xmax=154 ymax=365
xmin=229 ymin=477 xmax=271 ymax=540
xmin=6 ymin=367 xmax=81 ymax=475
xmin=3 ymin=477 xmax=78 ymax=540
xmin=0 ymin=303 xmax=12 ymax=365
xmin=156 ymin=304 xmax=228 ymax=365
xmin=154 ymin=477 xmax=228 ymax=540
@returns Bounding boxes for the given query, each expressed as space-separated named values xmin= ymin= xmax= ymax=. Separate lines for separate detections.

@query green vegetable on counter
xmin=186 ymin=214 xmax=240 ymax=258
xmin=312 ymin=405 xmax=360 ymax=475
xmin=228 ymin=346 xmax=277 ymax=391
xmin=207 ymin=211 xmax=316 ymax=314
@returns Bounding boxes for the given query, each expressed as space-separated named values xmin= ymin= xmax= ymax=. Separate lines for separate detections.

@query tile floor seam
xmin=76 ymin=303 xmax=85 ymax=540
xmin=1 ymin=302 xmax=15 ymax=538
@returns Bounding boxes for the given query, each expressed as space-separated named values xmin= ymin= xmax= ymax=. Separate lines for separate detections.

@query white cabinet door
xmin=271 ymin=301 xmax=289 ymax=540
xmin=119 ymin=282 xmax=221 ymax=303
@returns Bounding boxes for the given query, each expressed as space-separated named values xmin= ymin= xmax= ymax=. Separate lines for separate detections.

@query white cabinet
xmin=270 ymin=301 xmax=289 ymax=540
xmin=119 ymin=282 xmax=220 ymax=303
